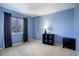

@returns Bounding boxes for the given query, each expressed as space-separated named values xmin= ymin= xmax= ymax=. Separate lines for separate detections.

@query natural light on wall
xmin=43 ymin=20 xmax=50 ymax=33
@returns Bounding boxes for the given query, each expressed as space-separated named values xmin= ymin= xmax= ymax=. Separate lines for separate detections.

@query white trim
xmin=54 ymin=43 xmax=62 ymax=46
xmin=75 ymin=50 xmax=79 ymax=56
xmin=13 ymin=42 xmax=23 ymax=46
xmin=12 ymin=32 xmax=23 ymax=35
xmin=0 ymin=47 xmax=4 ymax=50
xmin=0 ymin=42 xmax=23 ymax=50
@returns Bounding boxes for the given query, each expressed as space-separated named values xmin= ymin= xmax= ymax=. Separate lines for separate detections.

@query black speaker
xmin=63 ymin=37 xmax=76 ymax=50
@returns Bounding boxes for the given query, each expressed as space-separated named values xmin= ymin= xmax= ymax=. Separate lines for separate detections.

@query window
xmin=11 ymin=17 xmax=23 ymax=34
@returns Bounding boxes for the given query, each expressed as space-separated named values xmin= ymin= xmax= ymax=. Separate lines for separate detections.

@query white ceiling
xmin=0 ymin=3 xmax=75 ymax=17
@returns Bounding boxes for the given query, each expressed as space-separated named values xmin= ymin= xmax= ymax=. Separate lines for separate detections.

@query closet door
xmin=23 ymin=18 xmax=28 ymax=42
xmin=4 ymin=12 xmax=12 ymax=48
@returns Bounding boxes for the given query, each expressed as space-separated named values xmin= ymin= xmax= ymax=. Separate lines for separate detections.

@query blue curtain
xmin=4 ymin=12 xmax=12 ymax=48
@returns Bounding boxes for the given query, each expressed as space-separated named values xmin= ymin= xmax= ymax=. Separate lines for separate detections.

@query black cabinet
xmin=43 ymin=34 xmax=54 ymax=45
xmin=63 ymin=37 xmax=76 ymax=50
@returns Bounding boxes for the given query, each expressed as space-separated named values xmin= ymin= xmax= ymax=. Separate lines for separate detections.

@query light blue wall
xmin=12 ymin=34 xmax=23 ymax=44
xmin=74 ymin=4 xmax=79 ymax=54
xmin=0 ymin=7 xmax=4 ymax=48
xmin=0 ymin=7 xmax=35 ymax=48
xmin=28 ymin=18 xmax=36 ymax=39
xmin=34 ymin=8 xmax=74 ymax=44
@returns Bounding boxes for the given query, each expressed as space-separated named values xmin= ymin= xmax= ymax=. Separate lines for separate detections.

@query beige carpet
xmin=0 ymin=40 xmax=76 ymax=56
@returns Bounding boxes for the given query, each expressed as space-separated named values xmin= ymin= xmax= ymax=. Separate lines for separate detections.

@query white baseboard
xmin=75 ymin=50 xmax=79 ymax=56
xmin=0 ymin=42 xmax=23 ymax=50
xmin=54 ymin=43 xmax=62 ymax=46
xmin=13 ymin=42 xmax=23 ymax=46
xmin=0 ymin=47 xmax=4 ymax=50
xmin=28 ymin=39 xmax=36 ymax=41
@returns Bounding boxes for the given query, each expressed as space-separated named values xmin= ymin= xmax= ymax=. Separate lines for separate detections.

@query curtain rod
xmin=12 ymin=16 xmax=23 ymax=19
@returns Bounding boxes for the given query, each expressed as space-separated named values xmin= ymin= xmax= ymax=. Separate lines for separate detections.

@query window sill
xmin=12 ymin=32 xmax=23 ymax=35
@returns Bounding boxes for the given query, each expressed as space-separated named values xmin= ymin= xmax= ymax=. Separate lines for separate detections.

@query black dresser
xmin=42 ymin=34 xmax=54 ymax=45
xmin=63 ymin=37 xmax=76 ymax=50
